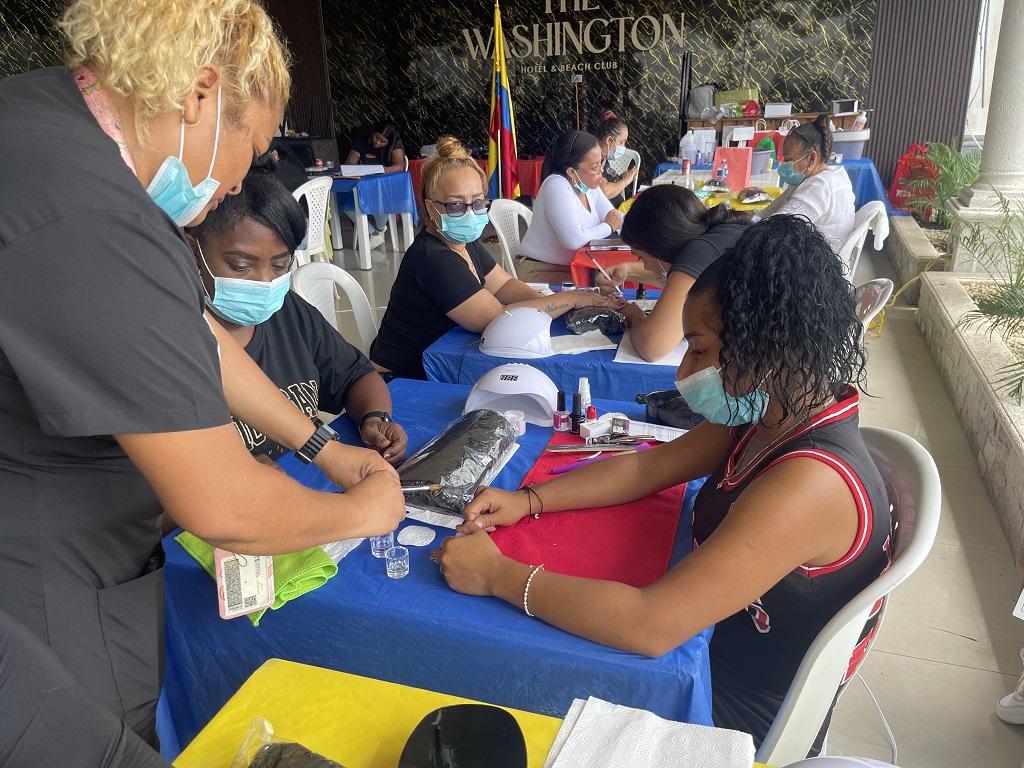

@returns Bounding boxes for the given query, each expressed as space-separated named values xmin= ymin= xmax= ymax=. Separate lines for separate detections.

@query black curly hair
xmin=687 ymin=214 xmax=866 ymax=426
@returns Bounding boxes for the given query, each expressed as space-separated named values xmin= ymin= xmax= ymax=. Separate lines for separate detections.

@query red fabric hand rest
xmin=490 ymin=432 xmax=685 ymax=589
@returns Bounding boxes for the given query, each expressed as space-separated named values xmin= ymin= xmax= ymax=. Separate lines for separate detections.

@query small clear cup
xmin=385 ymin=546 xmax=410 ymax=579
xmin=370 ymin=532 xmax=394 ymax=558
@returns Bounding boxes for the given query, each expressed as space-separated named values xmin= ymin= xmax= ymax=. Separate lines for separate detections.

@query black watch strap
xmin=359 ymin=411 xmax=393 ymax=429
xmin=295 ymin=419 xmax=339 ymax=464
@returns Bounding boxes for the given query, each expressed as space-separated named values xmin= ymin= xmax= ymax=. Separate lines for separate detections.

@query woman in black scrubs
xmin=0 ymin=0 xmax=404 ymax=753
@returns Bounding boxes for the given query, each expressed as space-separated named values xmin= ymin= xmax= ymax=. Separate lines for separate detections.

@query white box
xmin=722 ymin=126 xmax=756 ymax=146
xmin=832 ymin=98 xmax=859 ymax=116
xmin=764 ymin=103 xmax=793 ymax=118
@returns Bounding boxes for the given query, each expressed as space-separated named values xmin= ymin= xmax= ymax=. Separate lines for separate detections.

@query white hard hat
xmin=480 ymin=308 xmax=552 ymax=358
xmin=783 ymin=759 xmax=896 ymax=768
xmin=464 ymin=363 xmax=558 ymax=427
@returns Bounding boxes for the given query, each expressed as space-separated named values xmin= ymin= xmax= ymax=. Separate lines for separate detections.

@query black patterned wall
xmin=322 ymin=0 xmax=877 ymax=179
xmin=2 ymin=0 xmax=876 ymax=182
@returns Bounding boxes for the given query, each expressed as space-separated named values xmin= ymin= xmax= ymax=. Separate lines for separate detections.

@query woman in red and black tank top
xmin=434 ymin=215 xmax=892 ymax=754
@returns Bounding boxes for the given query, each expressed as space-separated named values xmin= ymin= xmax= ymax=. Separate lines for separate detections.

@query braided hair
xmin=788 ymin=113 xmax=832 ymax=161
xmin=687 ymin=214 xmax=865 ymax=425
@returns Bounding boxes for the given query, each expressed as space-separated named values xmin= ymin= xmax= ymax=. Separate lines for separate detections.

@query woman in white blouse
xmin=517 ymin=130 xmax=623 ymax=284
xmin=762 ymin=114 xmax=856 ymax=253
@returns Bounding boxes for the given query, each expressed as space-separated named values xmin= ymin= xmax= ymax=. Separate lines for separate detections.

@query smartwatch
xmin=295 ymin=418 xmax=340 ymax=464
xmin=359 ymin=411 xmax=393 ymax=429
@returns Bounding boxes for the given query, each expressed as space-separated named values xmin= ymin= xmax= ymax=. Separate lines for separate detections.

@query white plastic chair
xmin=386 ymin=155 xmax=411 ymax=252
xmin=605 ymin=148 xmax=641 ymax=198
xmin=755 ymin=427 xmax=940 ymax=767
xmin=290 ymin=262 xmax=377 ymax=352
xmin=292 ymin=178 xmax=334 ymax=266
xmin=838 ymin=201 xmax=889 ymax=282
xmin=854 ymin=278 xmax=894 ymax=339
xmin=488 ymin=199 xmax=533 ymax=279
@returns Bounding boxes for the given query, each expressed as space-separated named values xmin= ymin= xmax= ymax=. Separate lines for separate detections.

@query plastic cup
xmin=385 ymin=546 xmax=410 ymax=579
xmin=370 ymin=532 xmax=394 ymax=558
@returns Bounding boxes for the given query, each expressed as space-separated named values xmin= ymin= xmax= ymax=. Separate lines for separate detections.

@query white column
xmin=958 ymin=0 xmax=1024 ymax=207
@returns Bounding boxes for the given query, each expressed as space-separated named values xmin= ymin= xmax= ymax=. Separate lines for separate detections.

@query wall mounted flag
xmin=487 ymin=0 xmax=520 ymax=199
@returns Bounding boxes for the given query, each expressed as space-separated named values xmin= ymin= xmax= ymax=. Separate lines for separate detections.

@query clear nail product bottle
xmin=553 ymin=390 xmax=570 ymax=432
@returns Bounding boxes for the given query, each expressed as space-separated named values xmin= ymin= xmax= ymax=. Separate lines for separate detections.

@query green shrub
xmin=905 ymin=141 xmax=981 ymax=229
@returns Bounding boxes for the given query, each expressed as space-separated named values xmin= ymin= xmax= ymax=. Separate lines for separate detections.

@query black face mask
xmin=398 ymin=704 xmax=527 ymax=768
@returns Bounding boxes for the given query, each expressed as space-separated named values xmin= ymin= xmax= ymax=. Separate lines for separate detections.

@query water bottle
xmin=717 ymin=158 xmax=729 ymax=182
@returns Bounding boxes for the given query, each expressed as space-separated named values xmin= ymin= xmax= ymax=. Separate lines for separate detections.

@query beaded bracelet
xmin=523 ymin=564 xmax=545 ymax=618
xmin=521 ymin=485 xmax=545 ymax=518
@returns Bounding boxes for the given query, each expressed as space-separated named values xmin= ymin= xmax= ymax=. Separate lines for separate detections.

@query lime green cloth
xmin=175 ymin=532 xmax=338 ymax=626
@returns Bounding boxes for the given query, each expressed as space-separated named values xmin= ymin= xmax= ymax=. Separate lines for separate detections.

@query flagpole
xmin=495 ymin=0 xmax=503 ymax=199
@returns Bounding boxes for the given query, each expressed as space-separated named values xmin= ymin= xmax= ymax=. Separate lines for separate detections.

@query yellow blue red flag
xmin=487 ymin=0 xmax=520 ymax=199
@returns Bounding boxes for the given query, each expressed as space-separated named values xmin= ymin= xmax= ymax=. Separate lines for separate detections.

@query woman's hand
xmin=463 ymin=485 xmax=531 ymax=530
xmin=622 ymin=167 xmax=639 ymax=184
xmin=359 ymin=420 xmax=408 ymax=465
xmin=604 ymin=209 xmax=624 ymax=231
xmin=595 ymin=262 xmax=636 ymax=295
xmin=432 ymin=523 xmax=507 ymax=596
xmin=572 ymin=290 xmax=626 ymax=311
xmin=620 ymin=302 xmax=647 ymax=327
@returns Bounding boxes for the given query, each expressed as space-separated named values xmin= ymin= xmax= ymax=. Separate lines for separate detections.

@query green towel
xmin=175 ymin=532 xmax=338 ymax=627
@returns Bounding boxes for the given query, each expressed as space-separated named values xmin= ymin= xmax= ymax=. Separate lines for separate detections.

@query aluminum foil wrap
xmin=398 ymin=409 xmax=517 ymax=517
xmin=565 ymin=306 xmax=627 ymax=336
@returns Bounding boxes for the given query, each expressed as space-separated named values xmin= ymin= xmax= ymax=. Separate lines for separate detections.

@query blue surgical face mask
xmin=197 ymin=242 xmax=291 ymax=326
xmin=609 ymin=144 xmax=625 ymax=160
xmin=439 ymin=210 xmax=488 ymax=244
xmin=570 ymin=169 xmax=591 ymax=195
xmin=777 ymin=151 xmax=810 ymax=188
xmin=147 ymin=86 xmax=223 ymax=226
xmin=674 ymin=365 xmax=768 ymax=426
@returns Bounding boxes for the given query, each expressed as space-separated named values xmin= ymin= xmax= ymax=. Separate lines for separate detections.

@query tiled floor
xmin=326 ymin=225 xmax=1024 ymax=767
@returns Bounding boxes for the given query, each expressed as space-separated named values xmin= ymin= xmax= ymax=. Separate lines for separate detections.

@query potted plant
xmin=903 ymin=141 xmax=981 ymax=254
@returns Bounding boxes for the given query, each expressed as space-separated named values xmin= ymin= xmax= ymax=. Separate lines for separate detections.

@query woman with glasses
xmin=761 ymin=114 xmax=855 ymax=253
xmin=187 ymin=165 xmax=408 ymax=465
xmin=370 ymin=137 xmax=621 ymax=380
xmin=517 ymin=130 xmax=624 ymax=284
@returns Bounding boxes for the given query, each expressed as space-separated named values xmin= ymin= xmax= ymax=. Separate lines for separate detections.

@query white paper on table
xmin=550 ymin=330 xmax=617 ymax=356
xmin=614 ymin=329 xmax=687 ymax=367
xmin=404 ymin=443 xmax=520 ymax=530
xmin=526 ymin=282 xmax=555 ymax=296
xmin=546 ymin=696 xmax=755 ymax=768
xmin=319 ymin=537 xmax=364 ymax=564
xmin=543 ymin=698 xmax=586 ymax=768
xmin=627 ymin=419 xmax=688 ymax=443
xmin=338 ymin=164 xmax=384 ymax=177
xmin=634 ymin=299 xmax=657 ymax=313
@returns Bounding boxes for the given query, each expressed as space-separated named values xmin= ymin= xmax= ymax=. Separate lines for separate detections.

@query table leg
xmin=329 ymin=190 xmax=344 ymax=250
xmin=401 ymin=213 xmax=414 ymax=252
xmin=352 ymin=188 xmax=372 ymax=270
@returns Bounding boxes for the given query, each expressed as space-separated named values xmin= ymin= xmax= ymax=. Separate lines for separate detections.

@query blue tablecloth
xmin=160 ymin=380 xmax=712 ymax=756
xmin=422 ymin=291 xmax=678 ymax=401
xmin=654 ymin=158 xmax=900 ymax=217
xmin=331 ymin=171 xmax=419 ymax=224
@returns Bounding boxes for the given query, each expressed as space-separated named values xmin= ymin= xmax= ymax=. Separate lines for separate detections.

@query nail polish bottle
xmin=570 ymin=392 xmax=583 ymax=435
xmin=586 ymin=404 xmax=597 ymax=421
xmin=553 ymin=390 xmax=569 ymax=432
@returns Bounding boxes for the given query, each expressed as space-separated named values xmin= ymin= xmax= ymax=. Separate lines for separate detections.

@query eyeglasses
xmin=430 ymin=198 xmax=492 ymax=217
xmin=575 ymin=162 xmax=603 ymax=174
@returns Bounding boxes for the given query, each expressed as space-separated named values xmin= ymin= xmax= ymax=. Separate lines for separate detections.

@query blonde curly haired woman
xmin=0 ymin=0 xmax=405 ymax=755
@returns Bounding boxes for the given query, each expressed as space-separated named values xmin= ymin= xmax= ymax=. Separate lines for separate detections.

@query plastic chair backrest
xmin=488 ymin=199 xmax=533 ymax=279
xmin=606 ymin=148 xmax=641 ymax=198
xmin=290 ymin=262 xmax=377 ymax=352
xmin=755 ymin=427 xmax=940 ymax=767
xmin=854 ymin=278 xmax=894 ymax=334
xmin=292 ymin=177 xmax=334 ymax=266
xmin=838 ymin=201 xmax=888 ymax=281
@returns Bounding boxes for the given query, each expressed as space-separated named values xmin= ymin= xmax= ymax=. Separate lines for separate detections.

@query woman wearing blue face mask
xmin=517 ymin=130 xmax=624 ymax=284
xmin=436 ymin=215 xmax=891 ymax=754
xmin=188 ymin=167 xmax=408 ymax=465
xmin=595 ymin=111 xmax=638 ymax=208
xmin=762 ymin=114 xmax=856 ymax=254
xmin=370 ymin=137 xmax=621 ymax=380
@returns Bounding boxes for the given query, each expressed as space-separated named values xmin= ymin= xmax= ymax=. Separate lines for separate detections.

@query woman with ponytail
xmin=596 ymin=184 xmax=750 ymax=362
xmin=762 ymin=113 xmax=856 ymax=253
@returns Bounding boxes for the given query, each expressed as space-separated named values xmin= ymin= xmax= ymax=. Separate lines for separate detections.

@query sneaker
xmin=997 ymin=649 xmax=1024 ymax=725
xmin=368 ymin=230 xmax=386 ymax=250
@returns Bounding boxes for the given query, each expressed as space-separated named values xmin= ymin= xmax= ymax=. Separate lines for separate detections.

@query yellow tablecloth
xmin=174 ymin=658 xmax=773 ymax=768
xmin=704 ymin=187 xmax=783 ymax=211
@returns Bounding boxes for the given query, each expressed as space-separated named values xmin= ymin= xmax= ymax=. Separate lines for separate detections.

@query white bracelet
xmin=523 ymin=564 xmax=545 ymax=618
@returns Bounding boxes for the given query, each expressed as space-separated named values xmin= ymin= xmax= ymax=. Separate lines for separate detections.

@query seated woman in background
xmin=344 ymin=122 xmax=407 ymax=248
xmin=594 ymin=110 xmax=638 ymax=208
xmin=370 ymin=137 xmax=622 ymax=380
xmin=187 ymin=167 xmax=408 ymax=465
xmin=435 ymin=215 xmax=891 ymax=753
xmin=517 ymin=130 xmax=623 ymax=285
xmin=761 ymin=114 xmax=855 ymax=253
xmin=596 ymin=185 xmax=749 ymax=362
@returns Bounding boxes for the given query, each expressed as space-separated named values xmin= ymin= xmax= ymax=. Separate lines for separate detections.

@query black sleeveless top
xmin=692 ymin=386 xmax=892 ymax=748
